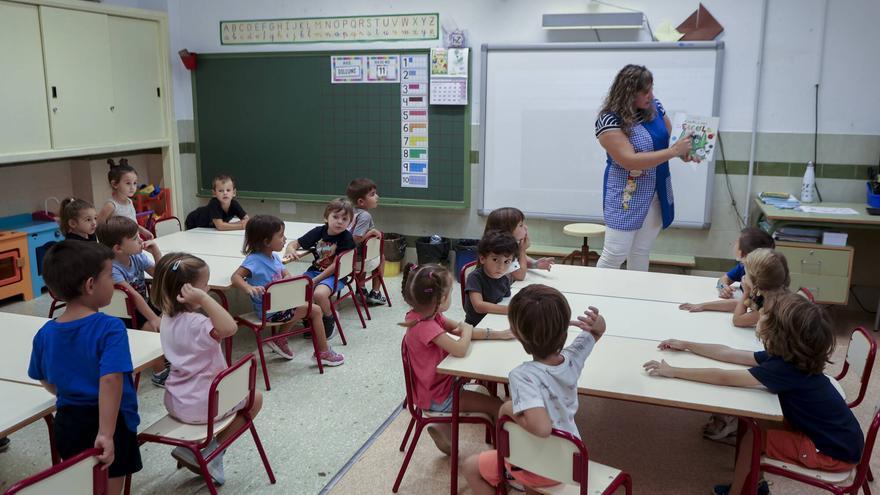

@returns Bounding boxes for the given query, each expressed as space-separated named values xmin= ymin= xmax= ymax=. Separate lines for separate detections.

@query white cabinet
xmin=0 ymin=1 xmax=51 ymax=153
xmin=109 ymin=16 xmax=165 ymax=143
xmin=40 ymin=6 xmax=116 ymax=149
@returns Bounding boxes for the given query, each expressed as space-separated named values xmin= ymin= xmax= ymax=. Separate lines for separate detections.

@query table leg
xmin=450 ymin=378 xmax=462 ymax=495
xmin=44 ymin=414 xmax=59 ymax=465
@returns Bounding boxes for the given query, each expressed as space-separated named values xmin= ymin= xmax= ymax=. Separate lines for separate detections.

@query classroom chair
xmin=152 ymin=216 xmax=182 ymax=237
xmin=797 ymin=286 xmax=816 ymax=302
xmin=458 ymin=260 xmax=478 ymax=308
xmin=744 ymin=399 xmax=880 ymax=495
xmin=328 ymin=248 xmax=366 ymax=333
xmin=235 ymin=275 xmax=332 ymax=390
xmin=830 ymin=327 xmax=876 ymax=409
xmin=207 ymin=288 xmax=235 ymax=366
xmin=49 ymin=285 xmax=137 ymax=323
xmin=128 ymin=354 xmax=275 ymax=495
xmin=494 ymin=416 xmax=632 ymax=495
xmin=4 ymin=447 xmax=108 ymax=495
xmin=393 ymin=339 xmax=494 ymax=493
xmin=355 ymin=233 xmax=393 ymax=320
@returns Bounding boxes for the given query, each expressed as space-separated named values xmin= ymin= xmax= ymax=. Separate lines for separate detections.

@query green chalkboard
xmin=193 ymin=49 xmax=470 ymax=208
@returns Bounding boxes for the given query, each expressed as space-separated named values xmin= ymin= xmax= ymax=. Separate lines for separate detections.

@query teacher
xmin=594 ymin=64 xmax=694 ymax=271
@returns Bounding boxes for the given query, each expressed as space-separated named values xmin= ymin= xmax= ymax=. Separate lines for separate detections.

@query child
xmin=284 ymin=198 xmax=356 ymax=338
xmin=28 ymin=240 xmax=142 ymax=495
xmin=59 ymin=197 xmax=98 ymax=242
xmin=232 ymin=215 xmax=344 ymax=366
xmin=97 ymin=216 xmax=168 ymax=387
xmin=97 ymin=158 xmax=153 ymax=240
xmin=644 ymin=292 xmax=863 ymax=495
xmin=484 ymin=207 xmax=553 ymax=281
xmin=184 ymin=174 xmax=249 ymax=231
xmin=717 ymin=227 xmax=775 ymax=299
xmin=346 ymin=177 xmax=386 ymax=306
xmin=462 ymin=285 xmax=606 ymax=494
xmin=151 ymin=253 xmax=262 ymax=485
xmin=464 ymin=230 xmax=519 ymax=325
xmin=400 ymin=263 xmax=514 ymax=454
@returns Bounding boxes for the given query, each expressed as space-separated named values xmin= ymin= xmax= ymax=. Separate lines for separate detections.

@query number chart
xmin=400 ymin=54 xmax=429 ymax=188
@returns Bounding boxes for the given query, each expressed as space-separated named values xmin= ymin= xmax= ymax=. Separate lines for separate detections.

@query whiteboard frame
xmin=478 ymin=41 xmax=724 ymax=228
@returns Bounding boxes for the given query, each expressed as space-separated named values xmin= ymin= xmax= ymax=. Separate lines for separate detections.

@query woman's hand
xmin=678 ymin=302 xmax=704 ymax=312
xmin=643 ymin=359 xmax=675 ymax=378
xmin=670 ymin=132 xmax=693 ymax=157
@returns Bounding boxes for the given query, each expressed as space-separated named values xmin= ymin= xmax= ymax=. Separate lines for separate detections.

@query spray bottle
xmin=801 ymin=161 xmax=816 ymax=203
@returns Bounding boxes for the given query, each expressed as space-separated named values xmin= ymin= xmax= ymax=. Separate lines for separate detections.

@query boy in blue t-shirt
xmin=28 ymin=240 xmax=142 ymax=494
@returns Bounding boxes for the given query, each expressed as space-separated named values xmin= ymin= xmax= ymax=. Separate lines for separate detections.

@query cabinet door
xmin=40 ymin=6 xmax=115 ymax=148
xmin=0 ymin=1 xmax=51 ymax=154
xmin=109 ymin=16 xmax=166 ymax=143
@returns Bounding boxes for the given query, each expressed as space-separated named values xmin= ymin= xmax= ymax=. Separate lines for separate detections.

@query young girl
xmin=644 ymin=292 xmax=863 ymax=495
xmin=231 ymin=215 xmax=344 ymax=366
xmin=484 ymin=207 xmax=553 ymax=281
xmin=59 ymin=198 xmax=98 ymax=242
xmin=97 ymin=158 xmax=153 ymax=240
xmin=401 ymin=263 xmax=514 ymax=454
xmin=151 ymin=252 xmax=260 ymax=485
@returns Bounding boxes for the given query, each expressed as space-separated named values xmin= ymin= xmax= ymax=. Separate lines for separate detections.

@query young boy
xmin=346 ymin=177 xmax=386 ymax=306
xmin=464 ymin=230 xmax=519 ymax=325
xmin=717 ymin=227 xmax=775 ymax=299
xmin=462 ymin=285 xmax=605 ymax=494
xmin=284 ymin=198 xmax=356 ymax=338
xmin=29 ymin=241 xmax=142 ymax=494
xmin=184 ymin=174 xmax=249 ymax=231
xmin=97 ymin=216 xmax=167 ymax=386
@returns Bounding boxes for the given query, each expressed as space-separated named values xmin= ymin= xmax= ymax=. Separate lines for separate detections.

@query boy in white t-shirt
xmin=463 ymin=284 xmax=605 ymax=494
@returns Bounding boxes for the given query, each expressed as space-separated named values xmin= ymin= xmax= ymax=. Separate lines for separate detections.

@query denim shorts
xmin=304 ymin=270 xmax=342 ymax=292
xmin=428 ymin=391 xmax=454 ymax=413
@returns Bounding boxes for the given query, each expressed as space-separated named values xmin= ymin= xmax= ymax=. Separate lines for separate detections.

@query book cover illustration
xmin=670 ymin=113 xmax=719 ymax=162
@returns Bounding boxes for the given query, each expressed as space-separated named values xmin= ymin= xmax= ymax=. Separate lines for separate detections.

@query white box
xmin=821 ymin=231 xmax=848 ymax=246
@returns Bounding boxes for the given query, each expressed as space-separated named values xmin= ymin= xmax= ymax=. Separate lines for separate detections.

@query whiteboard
xmin=479 ymin=42 xmax=724 ymax=228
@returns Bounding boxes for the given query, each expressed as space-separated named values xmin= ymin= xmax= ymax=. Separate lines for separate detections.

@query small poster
xmin=429 ymin=47 xmax=469 ymax=105
xmin=401 ymin=54 xmax=429 ymax=188
xmin=670 ymin=113 xmax=720 ymax=162
xmin=366 ymin=55 xmax=400 ymax=82
xmin=331 ymin=56 xmax=364 ymax=83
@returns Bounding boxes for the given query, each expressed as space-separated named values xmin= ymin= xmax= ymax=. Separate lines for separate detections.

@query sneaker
xmin=366 ymin=290 xmax=387 ymax=306
xmin=704 ymin=415 xmax=738 ymax=440
xmin=712 ymin=480 xmax=770 ymax=495
xmin=427 ymin=425 xmax=451 ymax=456
xmin=265 ymin=339 xmax=295 ymax=360
xmin=171 ymin=446 xmax=202 ymax=475
xmin=171 ymin=440 xmax=226 ymax=486
xmin=314 ymin=347 xmax=345 ymax=366
xmin=322 ymin=315 xmax=336 ymax=341
xmin=151 ymin=365 xmax=170 ymax=388
xmin=0 ymin=437 xmax=9 ymax=453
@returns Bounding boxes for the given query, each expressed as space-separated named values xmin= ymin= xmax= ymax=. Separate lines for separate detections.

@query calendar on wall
xmin=429 ymin=48 xmax=469 ymax=105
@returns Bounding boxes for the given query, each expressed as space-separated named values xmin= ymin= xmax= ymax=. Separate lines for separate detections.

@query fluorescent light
xmin=542 ymin=12 xmax=644 ymax=30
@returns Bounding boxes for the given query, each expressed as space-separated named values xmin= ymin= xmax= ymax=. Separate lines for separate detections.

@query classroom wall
xmin=0 ymin=161 xmax=74 ymax=218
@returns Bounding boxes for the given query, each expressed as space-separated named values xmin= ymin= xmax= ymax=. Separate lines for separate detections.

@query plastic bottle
xmin=430 ymin=234 xmax=442 ymax=244
xmin=801 ymin=161 xmax=815 ymax=203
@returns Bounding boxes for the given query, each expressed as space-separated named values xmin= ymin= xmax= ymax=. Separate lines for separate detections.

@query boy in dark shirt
xmin=464 ymin=230 xmax=519 ymax=325
xmin=184 ymin=174 xmax=249 ymax=230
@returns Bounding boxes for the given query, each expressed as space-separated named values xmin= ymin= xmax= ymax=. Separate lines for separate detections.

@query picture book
xmin=670 ymin=113 xmax=720 ymax=162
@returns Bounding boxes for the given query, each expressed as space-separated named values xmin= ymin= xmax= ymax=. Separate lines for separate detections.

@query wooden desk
xmin=0 ymin=312 xmax=164 ymax=386
xmin=516 ymin=264 xmax=716 ymax=304
xmin=755 ymin=200 xmax=880 ymax=232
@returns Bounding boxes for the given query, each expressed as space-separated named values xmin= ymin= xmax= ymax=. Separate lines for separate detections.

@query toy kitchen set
xmin=0 ymin=207 xmax=64 ymax=302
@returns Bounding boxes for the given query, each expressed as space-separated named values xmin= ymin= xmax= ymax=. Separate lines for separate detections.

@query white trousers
xmin=597 ymin=195 xmax=663 ymax=272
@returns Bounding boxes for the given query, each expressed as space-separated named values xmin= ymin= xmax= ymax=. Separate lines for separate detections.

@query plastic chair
xmin=458 ymin=260 xmax=478 ymax=308
xmin=153 ymin=216 xmax=182 ymax=237
xmin=4 ymin=447 xmax=108 ymax=495
xmin=495 ymin=416 xmax=632 ymax=495
xmin=49 ymin=285 xmax=137 ymax=322
xmin=749 ymin=398 xmax=880 ymax=495
xmin=356 ymin=233 xmax=393 ymax=321
xmin=234 ymin=276 xmax=330 ymax=390
xmin=393 ymin=339 xmax=494 ymax=493
xmin=797 ymin=286 xmax=816 ymax=302
xmin=831 ymin=327 xmax=876 ymax=409
xmin=328 ymin=248 xmax=366 ymax=333
xmin=129 ymin=354 xmax=275 ymax=495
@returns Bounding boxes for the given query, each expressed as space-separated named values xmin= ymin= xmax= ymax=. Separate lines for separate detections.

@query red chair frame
xmin=151 ymin=216 xmax=182 ymax=237
xmin=49 ymin=285 xmax=137 ymax=322
xmin=328 ymin=248 xmax=366 ymax=333
xmin=494 ymin=416 xmax=632 ymax=495
xmin=128 ymin=354 xmax=275 ymax=495
xmin=834 ymin=327 xmax=876 ymax=409
xmin=798 ymin=286 xmax=816 ymax=302
xmin=458 ymin=260 xmax=478 ymax=308
xmin=4 ymin=447 xmax=107 ymax=495
xmin=393 ymin=340 xmax=494 ymax=493
xmin=356 ymin=233 xmax=393 ymax=321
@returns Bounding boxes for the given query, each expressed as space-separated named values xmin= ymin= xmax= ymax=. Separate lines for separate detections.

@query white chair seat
xmin=237 ymin=312 xmax=287 ymax=327
xmin=422 ymin=410 xmax=492 ymax=421
xmin=536 ymin=460 xmax=623 ymax=495
xmin=761 ymin=455 xmax=855 ymax=484
xmin=141 ymin=413 xmax=237 ymax=443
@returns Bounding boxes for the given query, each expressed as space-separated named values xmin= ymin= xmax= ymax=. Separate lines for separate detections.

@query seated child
xmin=59 ymin=197 xmax=98 ymax=242
xmin=717 ymin=227 xmax=775 ymax=299
xmin=97 ymin=158 xmax=153 ymax=240
xmin=97 ymin=216 xmax=168 ymax=386
xmin=346 ymin=177 xmax=387 ymax=306
xmin=232 ymin=215 xmax=344 ymax=366
xmin=463 ymin=230 xmax=519 ymax=325
xmin=645 ymin=292 xmax=863 ymax=495
xmin=400 ymin=263 xmax=514 ymax=453
xmin=152 ymin=253 xmax=262 ymax=485
xmin=284 ymin=198 xmax=356 ymax=338
xmin=463 ymin=285 xmax=606 ymax=494
xmin=484 ymin=207 xmax=554 ymax=281
xmin=29 ymin=240 xmax=142 ymax=495
xmin=185 ymin=174 xmax=249 ymax=230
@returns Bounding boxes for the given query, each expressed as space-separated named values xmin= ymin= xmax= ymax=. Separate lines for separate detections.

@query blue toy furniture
xmin=0 ymin=214 xmax=63 ymax=298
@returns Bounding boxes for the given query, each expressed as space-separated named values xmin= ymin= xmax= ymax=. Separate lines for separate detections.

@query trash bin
xmin=383 ymin=233 xmax=407 ymax=262
xmin=454 ymin=239 xmax=479 ymax=276
xmin=415 ymin=236 xmax=450 ymax=265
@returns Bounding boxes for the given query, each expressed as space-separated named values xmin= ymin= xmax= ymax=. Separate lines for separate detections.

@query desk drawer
xmin=775 ymin=243 xmax=852 ymax=277
xmin=790 ymin=273 xmax=849 ymax=305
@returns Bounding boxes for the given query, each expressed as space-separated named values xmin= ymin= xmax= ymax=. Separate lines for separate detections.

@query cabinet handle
xmin=110 ymin=106 xmax=115 ymax=111
xmin=52 ymin=107 xmax=57 ymax=113
xmin=800 ymin=259 xmax=822 ymax=267
xmin=51 ymin=86 xmax=57 ymax=98
xmin=157 ymin=87 xmax=161 ymax=97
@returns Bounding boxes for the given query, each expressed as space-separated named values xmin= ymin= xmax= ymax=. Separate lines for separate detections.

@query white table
xmin=516 ymin=264 xmax=718 ymax=304
xmin=188 ymin=221 xmax=318 ymax=239
xmin=153 ymin=231 xmax=246 ymax=258
xmin=0 ymin=380 xmax=55 ymax=438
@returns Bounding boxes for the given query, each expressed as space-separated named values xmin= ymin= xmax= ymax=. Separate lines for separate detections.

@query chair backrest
xmin=4 ymin=448 xmax=107 ymax=495
xmin=362 ymin=234 xmax=383 ymax=267
xmin=102 ymin=285 xmax=136 ymax=323
xmin=796 ymin=286 xmax=815 ymax=302
xmin=263 ymin=276 xmax=312 ymax=317
xmin=399 ymin=338 xmax=420 ymax=417
xmin=458 ymin=261 xmax=478 ymax=307
xmin=497 ymin=417 xmax=588 ymax=492
xmin=207 ymin=354 xmax=257 ymax=437
xmin=335 ymin=248 xmax=357 ymax=280
xmin=850 ymin=399 xmax=880 ymax=488
xmin=153 ymin=217 xmax=182 ymax=237
xmin=838 ymin=327 xmax=876 ymax=408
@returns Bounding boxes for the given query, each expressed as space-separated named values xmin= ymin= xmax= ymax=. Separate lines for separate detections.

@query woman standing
xmin=595 ymin=64 xmax=696 ymax=271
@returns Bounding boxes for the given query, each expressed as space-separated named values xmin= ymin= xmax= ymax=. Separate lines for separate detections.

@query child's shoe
xmin=366 ymin=290 xmax=387 ymax=306
xmin=712 ymin=480 xmax=770 ymax=495
xmin=204 ymin=439 xmax=226 ymax=486
xmin=151 ymin=364 xmax=171 ymax=388
xmin=265 ymin=339 xmax=295 ymax=360
xmin=314 ymin=347 xmax=345 ymax=366
xmin=322 ymin=315 xmax=336 ymax=341
xmin=704 ymin=414 xmax=738 ymax=440
xmin=0 ymin=437 xmax=10 ymax=452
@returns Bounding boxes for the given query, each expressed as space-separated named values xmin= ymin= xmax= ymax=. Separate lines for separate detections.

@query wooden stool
xmin=562 ymin=223 xmax=605 ymax=266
